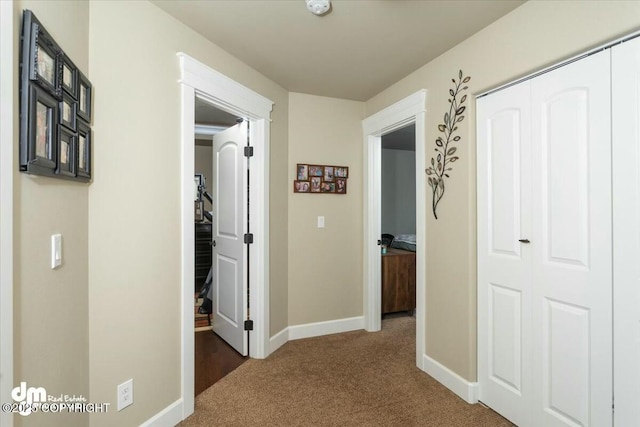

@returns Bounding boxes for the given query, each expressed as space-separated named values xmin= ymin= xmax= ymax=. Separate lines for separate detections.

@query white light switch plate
xmin=51 ymin=234 xmax=62 ymax=269
xmin=317 ymin=216 xmax=325 ymax=228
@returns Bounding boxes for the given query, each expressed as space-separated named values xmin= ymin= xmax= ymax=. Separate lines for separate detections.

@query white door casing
xmin=478 ymin=50 xmax=612 ymax=427
xmin=212 ymin=122 xmax=248 ymax=356
xmin=179 ymin=52 xmax=272 ymax=420
xmin=0 ymin=2 xmax=14 ymax=427
xmin=362 ymin=90 xmax=427 ymax=369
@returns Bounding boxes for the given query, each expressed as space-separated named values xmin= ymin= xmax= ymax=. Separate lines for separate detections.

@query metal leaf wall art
xmin=425 ymin=70 xmax=471 ymax=219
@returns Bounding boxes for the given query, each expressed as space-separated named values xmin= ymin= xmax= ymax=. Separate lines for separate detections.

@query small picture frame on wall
xmin=321 ymin=182 xmax=335 ymax=193
xmin=336 ymin=178 xmax=347 ymax=194
xmin=24 ymin=84 xmax=58 ymax=173
xmin=25 ymin=11 xmax=62 ymax=98
xmin=77 ymin=71 xmax=92 ymax=123
xmin=59 ymin=92 xmax=76 ymax=131
xmin=309 ymin=165 xmax=323 ymax=177
xmin=323 ymin=166 xmax=334 ymax=182
xmin=310 ymin=176 xmax=321 ymax=193
xmin=293 ymin=180 xmax=310 ymax=193
xmin=56 ymin=125 xmax=76 ymax=178
xmin=60 ymin=54 xmax=78 ymax=98
xmin=76 ymin=120 xmax=92 ymax=180
xmin=334 ymin=166 xmax=349 ymax=178
xmin=296 ymin=164 xmax=308 ymax=181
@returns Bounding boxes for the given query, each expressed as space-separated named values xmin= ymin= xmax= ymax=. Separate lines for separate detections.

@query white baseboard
xmin=422 ymin=354 xmax=478 ymax=404
xmin=269 ymin=327 xmax=289 ymax=354
xmin=269 ymin=317 xmax=364 ymax=354
xmin=140 ymin=399 xmax=183 ymax=427
xmin=287 ymin=316 xmax=364 ymax=341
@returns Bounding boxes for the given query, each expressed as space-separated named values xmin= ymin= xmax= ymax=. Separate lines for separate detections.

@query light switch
xmin=51 ymin=234 xmax=62 ymax=269
xmin=317 ymin=216 xmax=325 ymax=228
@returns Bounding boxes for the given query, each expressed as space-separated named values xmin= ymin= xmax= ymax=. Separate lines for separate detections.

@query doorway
xmin=193 ymin=98 xmax=247 ymax=395
xmin=178 ymin=53 xmax=273 ymax=419
xmin=362 ymin=90 xmax=427 ymax=369
xmin=381 ymin=125 xmax=417 ymax=318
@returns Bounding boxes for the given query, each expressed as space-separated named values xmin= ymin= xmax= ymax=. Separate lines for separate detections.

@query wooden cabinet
xmin=194 ymin=222 xmax=212 ymax=293
xmin=381 ymin=248 xmax=416 ymax=314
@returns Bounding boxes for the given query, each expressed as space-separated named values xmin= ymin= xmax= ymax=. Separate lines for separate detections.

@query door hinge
xmin=244 ymin=319 xmax=254 ymax=331
xmin=244 ymin=146 xmax=254 ymax=157
xmin=244 ymin=233 xmax=254 ymax=244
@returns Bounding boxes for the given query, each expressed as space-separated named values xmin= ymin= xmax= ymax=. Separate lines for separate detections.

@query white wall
xmin=381 ymin=149 xmax=416 ymax=236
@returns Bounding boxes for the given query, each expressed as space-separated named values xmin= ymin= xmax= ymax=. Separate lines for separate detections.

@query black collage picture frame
xmin=19 ymin=9 xmax=93 ymax=182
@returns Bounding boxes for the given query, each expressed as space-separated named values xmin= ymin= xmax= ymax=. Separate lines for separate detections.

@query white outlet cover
xmin=117 ymin=379 xmax=133 ymax=411
xmin=317 ymin=216 xmax=325 ymax=228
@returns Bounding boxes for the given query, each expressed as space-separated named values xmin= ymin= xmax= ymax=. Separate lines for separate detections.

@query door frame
xmin=362 ymin=90 xmax=427 ymax=369
xmin=0 ymin=2 xmax=14 ymax=426
xmin=178 ymin=53 xmax=273 ymax=419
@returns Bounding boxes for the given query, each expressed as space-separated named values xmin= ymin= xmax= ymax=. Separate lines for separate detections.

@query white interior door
xmin=478 ymin=49 xmax=612 ymax=427
xmin=477 ymin=81 xmax=533 ymax=426
xmin=212 ymin=121 xmax=248 ymax=356
xmin=530 ymin=51 xmax=611 ymax=427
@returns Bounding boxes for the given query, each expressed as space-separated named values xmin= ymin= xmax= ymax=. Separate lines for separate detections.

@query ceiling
xmin=382 ymin=124 xmax=415 ymax=151
xmin=195 ymin=97 xmax=240 ymax=127
xmin=194 ymin=97 xmax=241 ymax=146
xmin=152 ymin=0 xmax=525 ymax=101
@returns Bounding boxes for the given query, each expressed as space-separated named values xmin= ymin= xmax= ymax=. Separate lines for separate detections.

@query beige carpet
xmin=180 ymin=316 xmax=513 ymax=426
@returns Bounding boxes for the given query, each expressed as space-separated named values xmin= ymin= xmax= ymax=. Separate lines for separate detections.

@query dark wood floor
xmin=194 ymin=330 xmax=247 ymax=396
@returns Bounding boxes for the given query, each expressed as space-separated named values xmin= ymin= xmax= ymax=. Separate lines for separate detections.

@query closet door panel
xmin=612 ymin=36 xmax=640 ymax=427
xmin=531 ymin=50 xmax=612 ymax=427
xmin=489 ymin=109 xmax=523 ymax=256
xmin=543 ymin=89 xmax=589 ymax=268
xmin=477 ymin=82 xmax=532 ymax=427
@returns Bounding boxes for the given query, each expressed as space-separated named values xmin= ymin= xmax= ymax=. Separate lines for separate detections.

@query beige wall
xmin=13 ymin=2 xmax=90 ymax=427
xmin=287 ymin=93 xmax=365 ymax=326
xmin=87 ymin=1 xmax=288 ymax=425
xmin=366 ymin=0 xmax=640 ymax=381
xmin=11 ymin=1 xmax=640 ymax=425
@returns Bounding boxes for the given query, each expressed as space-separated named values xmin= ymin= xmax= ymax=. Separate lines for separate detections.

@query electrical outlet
xmin=117 ymin=379 xmax=133 ymax=411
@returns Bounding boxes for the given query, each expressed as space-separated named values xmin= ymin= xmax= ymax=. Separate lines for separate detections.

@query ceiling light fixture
xmin=306 ymin=0 xmax=331 ymax=16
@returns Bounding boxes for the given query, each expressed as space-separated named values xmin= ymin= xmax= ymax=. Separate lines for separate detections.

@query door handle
xmin=377 ymin=240 xmax=382 ymax=246
xmin=518 ymin=239 xmax=530 ymax=244
xmin=210 ymin=240 xmax=216 ymax=247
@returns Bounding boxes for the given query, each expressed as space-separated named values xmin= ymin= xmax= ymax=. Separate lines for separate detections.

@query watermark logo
xmin=10 ymin=382 xmax=46 ymax=416
xmin=3 ymin=382 xmax=110 ymax=416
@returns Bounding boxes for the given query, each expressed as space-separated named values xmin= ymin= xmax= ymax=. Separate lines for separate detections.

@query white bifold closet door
xmin=478 ymin=49 xmax=612 ymax=427
xmin=612 ymin=36 xmax=640 ymax=427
